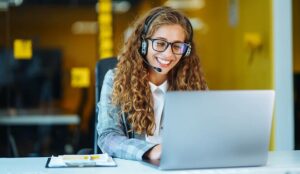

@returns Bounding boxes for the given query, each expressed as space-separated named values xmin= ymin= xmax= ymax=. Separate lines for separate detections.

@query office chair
xmin=94 ymin=57 xmax=118 ymax=154
xmin=77 ymin=57 xmax=117 ymax=154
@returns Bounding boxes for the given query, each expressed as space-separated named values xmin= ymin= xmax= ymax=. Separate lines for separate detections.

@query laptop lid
xmin=159 ymin=90 xmax=275 ymax=170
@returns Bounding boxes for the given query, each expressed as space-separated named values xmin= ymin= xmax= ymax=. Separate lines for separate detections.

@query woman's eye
xmin=173 ymin=45 xmax=180 ymax=50
xmin=156 ymin=41 xmax=166 ymax=47
xmin=173 ymin=44 xmax=182 ymax=51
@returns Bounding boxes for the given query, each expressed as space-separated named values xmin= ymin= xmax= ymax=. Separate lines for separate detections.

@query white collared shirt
xmin=145 ymin=80 xmax=168 ymax=144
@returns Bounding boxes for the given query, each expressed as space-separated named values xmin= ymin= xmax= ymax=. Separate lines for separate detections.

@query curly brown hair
xmin=112 ymin=6 xmax=208 ymax=136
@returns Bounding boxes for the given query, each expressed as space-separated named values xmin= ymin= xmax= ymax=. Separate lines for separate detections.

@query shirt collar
xmin=149 ymin=80 xmax=168 ymax=94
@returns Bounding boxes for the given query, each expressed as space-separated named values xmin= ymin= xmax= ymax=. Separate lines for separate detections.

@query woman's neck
xmin=149 ymin=70 xmax=167 ymax=86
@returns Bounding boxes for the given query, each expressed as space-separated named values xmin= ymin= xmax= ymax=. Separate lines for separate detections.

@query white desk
xmin=1 ymin=151 xmax=300 ymax=174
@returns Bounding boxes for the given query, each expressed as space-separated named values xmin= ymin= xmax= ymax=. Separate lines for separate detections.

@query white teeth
xmin=157 ymin=58 xmax=170 ymax=65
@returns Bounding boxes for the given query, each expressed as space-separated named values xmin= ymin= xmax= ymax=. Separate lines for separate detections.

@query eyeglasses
xmin=147 ymin=38 xmax=190 ymax=55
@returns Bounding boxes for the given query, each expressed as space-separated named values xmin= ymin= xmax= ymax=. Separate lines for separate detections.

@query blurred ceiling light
xmin=71 ymin=21 xmax=98 ymax=35
xmin=164 ymin=0 xmax=205 ymax=10
xmin=11 ymin=0 xmax=23 ymax=6
xmin=0 ymin=2 xmax=9 ymax=11
xmin=189 ymin=18 xmax=208 ymax=33
xmin=113 ymin=1 xmax=131 ymax=13
xmin=0 ymin=0 xmax=22 ymax=11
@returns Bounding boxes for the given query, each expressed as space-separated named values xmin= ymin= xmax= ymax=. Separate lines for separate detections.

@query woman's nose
xmin=162 ymin=44 xmax=175 ymax=59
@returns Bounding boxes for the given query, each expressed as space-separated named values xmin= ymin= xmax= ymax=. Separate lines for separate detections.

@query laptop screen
xmin=159 ymin=90 xmax=274 ymax=170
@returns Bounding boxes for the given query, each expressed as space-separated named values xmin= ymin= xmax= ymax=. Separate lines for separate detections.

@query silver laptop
xmin=143 ymin=90 xmax=275 ymax=170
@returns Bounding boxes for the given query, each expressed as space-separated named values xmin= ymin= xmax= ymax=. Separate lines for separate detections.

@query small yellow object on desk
xmin=62 ymin=155 xmax=100 ymax=160
xmin=90 ymin=155 xmax=100 ymax=160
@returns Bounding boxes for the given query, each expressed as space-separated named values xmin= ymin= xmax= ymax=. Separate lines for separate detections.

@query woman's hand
xmin=144 ymin=144 xmax=162 ymax=160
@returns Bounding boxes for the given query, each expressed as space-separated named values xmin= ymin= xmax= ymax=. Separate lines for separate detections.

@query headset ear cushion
xmin=140 ymin=39 xmax=148 ymax=56
xmin=184 ymin=46 xmax=191 ymax=57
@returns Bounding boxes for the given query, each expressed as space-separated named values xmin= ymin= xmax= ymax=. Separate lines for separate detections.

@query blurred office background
xmin=0 ymin=0 xmax=298 ymax=157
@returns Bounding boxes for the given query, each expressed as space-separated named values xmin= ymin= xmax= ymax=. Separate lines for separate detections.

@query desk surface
xmin=1 ymin=151 xmax=300 ymax=174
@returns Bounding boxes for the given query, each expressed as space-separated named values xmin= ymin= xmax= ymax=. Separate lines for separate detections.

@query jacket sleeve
xmin=97 ymin=69 xmax=156 ymax=160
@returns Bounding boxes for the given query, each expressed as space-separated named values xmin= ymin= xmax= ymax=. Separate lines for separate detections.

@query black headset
xmin=139 ymin=12 xmax=193 ymax=58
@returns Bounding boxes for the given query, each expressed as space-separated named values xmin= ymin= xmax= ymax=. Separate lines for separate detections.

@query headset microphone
xmin=141 ymin=57 xmax=162 ymax=72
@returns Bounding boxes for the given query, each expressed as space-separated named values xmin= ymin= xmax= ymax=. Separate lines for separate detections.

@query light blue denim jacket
xmin=97 ymin=69 xmax=157 ymax=160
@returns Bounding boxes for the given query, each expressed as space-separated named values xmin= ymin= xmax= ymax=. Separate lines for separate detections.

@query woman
xmin=97 ymin=6 xmax=207 ymax=161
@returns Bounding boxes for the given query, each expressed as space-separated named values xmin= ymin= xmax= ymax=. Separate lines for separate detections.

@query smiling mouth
xmin=156 ymin=57 xmax=171 ymax=66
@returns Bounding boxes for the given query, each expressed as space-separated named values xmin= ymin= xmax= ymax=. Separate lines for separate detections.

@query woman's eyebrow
xmin=151 ymin=37 xmax=167 ymax=40
xmin=152 ymin=37 xmax=185 ymax=43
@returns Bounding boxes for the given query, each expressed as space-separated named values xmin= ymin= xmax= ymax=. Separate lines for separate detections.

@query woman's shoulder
xmin=104 ymin=68 xmax=116 ymax=80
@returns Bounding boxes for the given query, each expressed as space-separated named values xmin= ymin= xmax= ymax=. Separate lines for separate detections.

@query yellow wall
xmin=195 ymin=0 xmax=273 ymax=90
xmin=294 ymin=0 xmax=300 ymax=72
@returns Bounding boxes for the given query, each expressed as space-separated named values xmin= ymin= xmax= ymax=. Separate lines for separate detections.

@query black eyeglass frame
xmin=147 ymin=38 xmax=191 ymax=55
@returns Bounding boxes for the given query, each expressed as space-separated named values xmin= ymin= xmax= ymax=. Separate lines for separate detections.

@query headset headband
xmin=141 ymin=12 xmax=193 ymax=43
